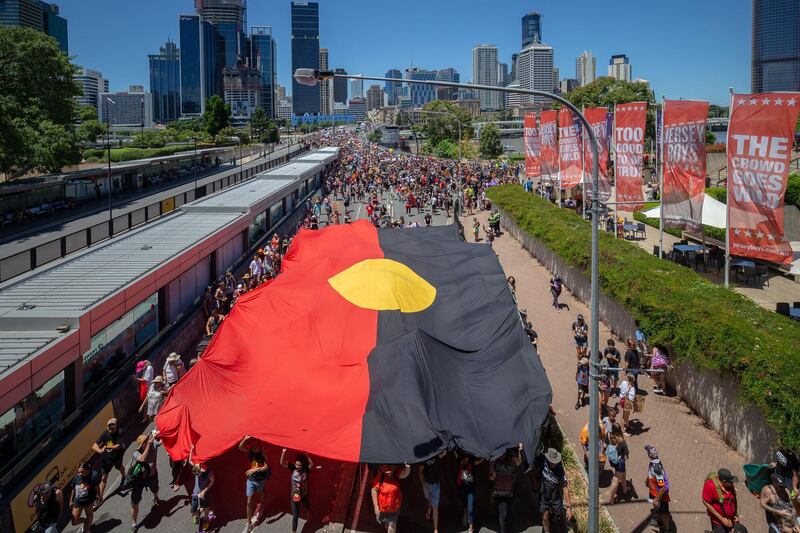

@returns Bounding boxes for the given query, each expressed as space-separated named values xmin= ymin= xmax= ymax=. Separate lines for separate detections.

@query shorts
xmin=652 ymin=499 xmax=670 ymax=515
xmin=191 ymin=493 xmax=211 ymax=513
xmin=578 ymin=384 xmax=589 ymax=394
xmin=423 ymin=482 xmax=441 ymax=508
xmin=539 ymin=496 xmax=564 ymax=515
xmin=130 ymin=481 xmax=145 ymax=505
xmin=102 ymin=458 xmax=123 ymax=474
xmin=574 ymin=337 xmax=588 ymax=347
xmin=72 ymin=499 xmax=95 ymax=510
xmin=378 ymin=511 xmax=399 ymax=525
xmin=246 ymin=478 xmax=265 ymax=497
xmin=611 ymin=457 xmax=626 ymax=474
xmin=711 ymin=524 xmax=734 ymax=533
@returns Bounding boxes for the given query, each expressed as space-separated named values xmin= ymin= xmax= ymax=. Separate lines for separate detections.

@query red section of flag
xmin=583 ymin=107 xmax=611 ymax=202
xmin=524 ymin=113 xmax=541 ymax=178
xmin=539 ymin=110 xmax=559 ymax=183
xmin=662 ymin=100 xmax=709 ymax=232
xmin=558 ymin=107 xmax=583 ymax=188
xmin=614 ymin=102 xmax=648 ymax=211
xmin=727 ymin=93 xmax=800 ymax=264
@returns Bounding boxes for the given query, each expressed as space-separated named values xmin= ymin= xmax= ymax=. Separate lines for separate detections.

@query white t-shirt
xmin=143 ymin=365 xmax=154 ymax=385
xmin=619 ymin=380 xmax=636 ymax=401
xmin=164 ymin=361 xmax=183 ymax=384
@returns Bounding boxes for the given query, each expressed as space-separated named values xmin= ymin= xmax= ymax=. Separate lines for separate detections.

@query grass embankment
xmin=488 ymin=184 xmax=800 ymax=450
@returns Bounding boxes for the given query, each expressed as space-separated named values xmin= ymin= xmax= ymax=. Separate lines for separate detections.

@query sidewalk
xmin=465 ymin=210 xmax=763 ymax=533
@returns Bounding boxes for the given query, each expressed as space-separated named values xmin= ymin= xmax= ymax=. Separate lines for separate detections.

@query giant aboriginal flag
xmin=156 ymin=221 xmax=552 ymax=464
xmin=728 ymin=93 xmax=800 ymax=264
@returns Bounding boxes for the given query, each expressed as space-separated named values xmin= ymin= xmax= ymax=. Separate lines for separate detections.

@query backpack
xmin=125 ymin=459 xmax=150 ymax=485
xmin=606 ymin=443 xmax=619 ymax=464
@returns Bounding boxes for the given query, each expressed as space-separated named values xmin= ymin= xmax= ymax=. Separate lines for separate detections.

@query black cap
xmin=718 ymin=468 xmax=739 ymax=483
xmin=770 ymin=473 xmax=787 ymax=488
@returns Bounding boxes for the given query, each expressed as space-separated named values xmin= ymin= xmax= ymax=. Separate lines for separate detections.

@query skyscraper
xmin=291 ymin=1 xmax=320 ymax=115
xmin=99 ymin=86 xmax=153 ymax=128
xmin=575 ymin=50 xmax=596 ymax=87
xmin=608 ymin=54 xmax=632 ymax=81
xmin=385 ymin=69 xmax=402 ymax=106
xmin=366 ymin=84 xmax=384 ymax=111
xmin=436 ymin=68 xmax=460 ymax=101
xmin=515 ymin=42 xmax=554 ymax=108
xmin=149 ymin=40 xmax=181 ymax=125
xmin=333 ymin=68 xmax=348 ymax=104
xmin=350 ymin=77 xmax=364 ymax=98
xmin=405 ymin=68 xmax=437 ymax=107
xmin=521 ymin=11 xmax=542 ymax=48
xmin=319 ymin=48 xmax=332 ymax=114
xmin=74 ymin=67 xmax=108 ymax=111
xmin=249 ymin=26 xmax=277 ymax=118
xmin=752 ymin=0 xmax=800 ymax=92
xmin=180 ymin=14 xmax=217 ymax=115
xmin=472 ymin=44 xmax=501 ymax=111
xmin=498 ymin=63 xmax=509 ymax=87
xmin=0 ymin=0 xmax=68 ymax=52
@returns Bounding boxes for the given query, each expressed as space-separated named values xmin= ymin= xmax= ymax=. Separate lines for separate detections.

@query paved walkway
xmin=465 ymin=210 xmax=763 ymax=533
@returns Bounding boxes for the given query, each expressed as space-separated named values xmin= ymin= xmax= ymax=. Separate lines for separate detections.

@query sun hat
xmin=544 ymin=448 xmax=562 ymax=464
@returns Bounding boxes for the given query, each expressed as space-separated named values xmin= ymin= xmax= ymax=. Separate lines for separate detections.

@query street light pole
xmin=193 ymin=138 xmax=198 ymax=197
xmin=294 ymin=68 xmax=602 ymax=531
xmin=105 ymin=97 xmax=116 ymax=233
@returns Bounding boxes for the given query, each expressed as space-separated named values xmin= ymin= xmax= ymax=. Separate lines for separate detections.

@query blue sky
xmin=58 ymin=0 xmax=750 ymax=105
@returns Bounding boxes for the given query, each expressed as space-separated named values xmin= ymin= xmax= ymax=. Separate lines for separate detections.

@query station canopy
xmin=157 ymin=220 xmax=552 ymax=464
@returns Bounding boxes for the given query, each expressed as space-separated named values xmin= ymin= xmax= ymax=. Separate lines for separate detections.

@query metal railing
xmin=715 ymin=155 xmax=800 ymax=187
xmin=0 ymin=145 xmax=311 ymax=283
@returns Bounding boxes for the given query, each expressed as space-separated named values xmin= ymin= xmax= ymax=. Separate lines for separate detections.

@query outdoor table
xmin=622 ymin=223 xmax=638 ymax=239
xmin=673 ymin=244 xmax=705 ymax=253
xmin=731 ymin=259 xmax=756 ymax=268
xmin=790 ymin=308 xmax=800 ymax=319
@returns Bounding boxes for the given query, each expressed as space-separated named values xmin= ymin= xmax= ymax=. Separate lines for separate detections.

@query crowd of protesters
xmin=32 ymin=128 xmax=800 ymax=533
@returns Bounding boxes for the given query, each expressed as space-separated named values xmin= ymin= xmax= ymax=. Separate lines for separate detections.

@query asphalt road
xmin=60 ymin=193 xmax=540 ymax=533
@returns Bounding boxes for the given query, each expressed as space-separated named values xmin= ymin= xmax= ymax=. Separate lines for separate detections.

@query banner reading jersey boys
xmin=524 ymin=113 xmax=541 ymax=179
xmin=539 ymin=110 xmax=559 ymax=183
xmin=614 ymin=102 xmax=648 ymax=211
xmin=583 ymin=107 xmax=611 ymax=202
xmin=662 ymin=100 xmax=709 ymax=232
xmin=558 ymin=108 xmax=583 ymax=188
xmin=728 ymin=93 xmax=800 ymax=264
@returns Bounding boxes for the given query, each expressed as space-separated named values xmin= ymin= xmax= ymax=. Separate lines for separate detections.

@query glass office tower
xmin=752 ymin=0 xmax=800 ymax=92
xmin=290 ymin=1 xmax=320 ymax=115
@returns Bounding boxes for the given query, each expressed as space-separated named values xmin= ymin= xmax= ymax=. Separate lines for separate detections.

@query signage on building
xmin=10 ymin=401 xmax=116 ymax=533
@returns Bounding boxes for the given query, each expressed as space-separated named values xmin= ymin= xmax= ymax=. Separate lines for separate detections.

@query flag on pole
xmin=539 ymin=110 xmax=559 ymax=183
xmin=727 ymin=92 xmax=800 ymax=264
xmin=613 ymin=102 xmax=648 ymax=211
xmin=524 ymin=113 xmax=541 ymax=179
xmin=558 ymin=107 xmax=583 ymax=188
xmin=583 ymin=107 xmax=611 ymax=202
xmin=662 ymin=99 xmax=709 ymax=232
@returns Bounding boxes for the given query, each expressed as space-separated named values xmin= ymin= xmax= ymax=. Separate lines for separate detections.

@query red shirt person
xmin=371 ymin=464 xmax=410 ymax=532
xmin=702 ymin=468 xmax=739 ymax=532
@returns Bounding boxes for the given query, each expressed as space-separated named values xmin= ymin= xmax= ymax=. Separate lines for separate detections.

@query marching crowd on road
xmin=32 ymin=130 xmax=800 ymax=533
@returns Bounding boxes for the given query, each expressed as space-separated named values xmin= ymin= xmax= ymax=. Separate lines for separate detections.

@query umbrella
xmin=640 ymin=193 xmax=727 ymax=229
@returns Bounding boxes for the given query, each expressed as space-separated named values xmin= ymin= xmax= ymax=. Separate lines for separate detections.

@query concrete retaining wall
xmin=499 ymin=211 xmax=776 ymax=462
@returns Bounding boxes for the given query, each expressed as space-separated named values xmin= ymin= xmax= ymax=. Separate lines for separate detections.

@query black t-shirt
xmin=71 ymin=471 xmax=100 ymax=505
xmin=535 ymin=456 xmax=566 ymax=501
xmin=96 ymin=430 xmax=124 ymax=463
xmin=572 ymin=321 xmax=587 ymax=339
xmin=604 ymin=347 xmax=621 ymax=364
xmin=422 ymin=456 xmax=441 ymax=485
xmin=624 ymin=349 xmax=641 ymax=369
xmin=248 ymin=449 xmax=269 ymax=481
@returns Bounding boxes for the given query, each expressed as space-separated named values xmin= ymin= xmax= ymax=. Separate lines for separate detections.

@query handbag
xmin=634 ymin=395 xmax=646 ymax=413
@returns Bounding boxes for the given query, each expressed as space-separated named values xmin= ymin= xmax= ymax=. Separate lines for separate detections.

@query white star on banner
xmin=762 ymin=98 xmax=771 ymax=105
xmin=756 ymin=231 xmax=765 ymax=239
xmin=775 ymin=98 xmax=784 ymax=106
xmin=736 ymin=98 xmax=747 ymax=106
xmin=733 ymin=228 xmax=740 ymax=236
xmin=789 ymin=98 xmax=797 ymax=106
xmin=744 ymin=230 xmax=752 ymax=238
xmin=749 ymin=98 xmax=758 ymax=105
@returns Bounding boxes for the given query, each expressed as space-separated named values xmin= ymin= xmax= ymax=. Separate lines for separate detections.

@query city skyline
xmin=55 ymin=0 xmax=749 ymax=105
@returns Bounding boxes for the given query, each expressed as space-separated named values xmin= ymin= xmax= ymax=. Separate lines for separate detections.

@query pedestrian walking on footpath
xmin=549 ymin=275 xmax=562 ymax=310
xmin=702 ymin=468 xmax=740 ymax=533
xmin=644 ymin=445 xmax=673 ymax=532
xmin=575 ymin=357 xmax=590 ymax=410
xmin=127 ymin=433 xmax=157 ymax=531
xmin=533 ymin=448 xmax=573 ymax=533
xmin=571 ymin=314 xmax=588 ymax=359
xmin=70 ymin=462 xmax=101 ymax=532
xmin=91 ymin=417 xmax=126 ymax=508
xmin=604 ymin=432 xmax=630 ymax=505
xmin=618 ymin=373 xmax=637 ymax=435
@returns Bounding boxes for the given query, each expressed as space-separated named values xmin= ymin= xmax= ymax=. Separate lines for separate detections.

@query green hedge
xmin=488 ymin=184 xmax=800 ymax=449
xmin=82 ymin=145 xmax=193 ymax=163
xmin=708 ymin=174 xmax=800 ymax=210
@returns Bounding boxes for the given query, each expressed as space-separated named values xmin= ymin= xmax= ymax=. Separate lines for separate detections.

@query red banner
xmin=583 ymin=107 xmax=611 ymax=202
xmin=662 ymin=100 xmax=709 ymax=232
xmin=558 ymin=107 xmax=583 ymax=188
xmin=728 ymin=92 xmax=800 ymax=264
xmin=539 ymin=110 xmax=559 ymax=183
xmin=614 ymin=102 xmax=648 ymax=211
xmin=523 ymin=113 xmax=541 ymax=178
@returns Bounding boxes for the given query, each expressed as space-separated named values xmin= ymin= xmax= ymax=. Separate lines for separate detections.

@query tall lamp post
xmin=192 ymin=137 xmax=198 ymax=196
xmin=104 ymin=97 xmax=116 ymax=232
xmin=295 ymin=68 xmax=602 ymax=532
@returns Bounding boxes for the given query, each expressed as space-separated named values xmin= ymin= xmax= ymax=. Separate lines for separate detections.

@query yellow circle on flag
xmin=328 ymin=258 xmax=436 ymax=312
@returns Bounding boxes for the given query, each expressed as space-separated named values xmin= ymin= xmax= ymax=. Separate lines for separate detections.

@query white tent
xmin=640 ymin=193 xmax=727 ymax=229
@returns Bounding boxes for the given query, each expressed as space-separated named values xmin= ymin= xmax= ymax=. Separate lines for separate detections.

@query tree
xmin=420 ymin=100 xmax=474 ymax=145
xmin=76 ymin=120 xmax=106 ymax=143
xmin=266 ymin=120 xmax=280 ymax=143
xmin=202 ymin=95 xmax=231 ymax=136
xmin=367 ymin=130 xmax=382 ymax=144
xmin=432 ymin=139 xmax=458 ymax=159
xmin=479 ymin=123 xmax=503 ymax=159
xmin=76 ymin=104 xmax=98 ymax=122
xmin=562 ymin=76 xmax=653 ymax=109
xmin=494 ymin=107 xmax=514 ymax=121
xmin=250 ymin=107 xmax=269 ymax=142
xmin=705 ymin=130 xmax=717 ymax=145
xmin=0 ymin=27 xmax=82 ymax=175
xmin=708 ymin=105 xmax=729 ymax=118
